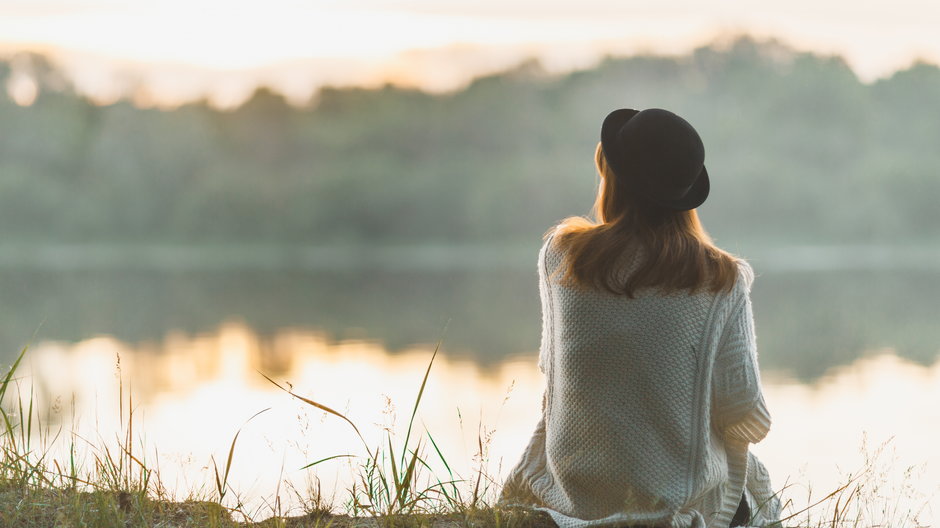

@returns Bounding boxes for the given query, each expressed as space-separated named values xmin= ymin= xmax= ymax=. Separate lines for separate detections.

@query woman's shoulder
xmin=539 ymin=224 xmax=591 ymax=270
xmin=733 ymin=258 xmax=755 ymax=293
xmin=711 ymin=258 xmax=754 ymax=315
xmin=539 ymin=227 xmax=565 ymax=272
xmin=543 ymin=224 xmax=564 ymax=243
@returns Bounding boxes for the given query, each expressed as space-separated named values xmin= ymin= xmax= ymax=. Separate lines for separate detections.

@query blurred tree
xmin=0 ymin=38 xmax=938 ymax=246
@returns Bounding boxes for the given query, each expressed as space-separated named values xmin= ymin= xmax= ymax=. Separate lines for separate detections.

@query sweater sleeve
xmin=712 ymin=271 xmax=772 ymax=444
xmin=536 ymin=233 xmax=557 ymax=374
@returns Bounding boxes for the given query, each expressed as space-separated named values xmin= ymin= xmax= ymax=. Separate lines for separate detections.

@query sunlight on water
xmin=14 ymin=324 xmax=940 ymax=524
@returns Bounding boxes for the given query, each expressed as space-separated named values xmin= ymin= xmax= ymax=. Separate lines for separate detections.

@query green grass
xmin=1 ymin=342 xmax=933 ymax=527
xmin=0 ymin=338 xmax=557 ymax=528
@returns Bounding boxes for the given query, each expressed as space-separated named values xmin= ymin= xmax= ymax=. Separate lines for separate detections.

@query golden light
xmin=2 ymin=0 xmax=940 ymax=106
xmin=19 ymin=328 xmax=940 ymax=524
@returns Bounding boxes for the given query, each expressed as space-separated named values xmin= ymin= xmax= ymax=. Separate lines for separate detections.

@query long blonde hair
xmin=553 ymin=143 xmax=739 ymax=297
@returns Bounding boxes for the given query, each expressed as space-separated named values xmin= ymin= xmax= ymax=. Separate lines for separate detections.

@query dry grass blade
xmin=212 ymin=407 xmax=270 ymax=502
xmin=777 ymin=479 xmax=853 ymax=523
xmin=836 ymin=482 xmax=861 ymax=526
xmin=395 ymin=440 xmax=423 ymax=512
xmin=388 ymin=436 xmax=400 ymax=503
xmin=258 ymin=371 xmax=375 ymax=461
xmin=299 ymin=454 xmax=356 ymax=471
xmin=471 ymin=424 xmax=485 ymax=508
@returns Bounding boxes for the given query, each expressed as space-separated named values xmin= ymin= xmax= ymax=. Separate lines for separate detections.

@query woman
xmin=499 ymin=109 xmax=780 ymax=528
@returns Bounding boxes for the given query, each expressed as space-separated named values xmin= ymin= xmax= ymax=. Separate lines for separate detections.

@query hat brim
xmin=600 ymin=108 xmax=709 ymax=211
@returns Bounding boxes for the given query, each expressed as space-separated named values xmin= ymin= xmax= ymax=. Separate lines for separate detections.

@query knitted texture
xmin=500 ymin=234 xmax=780 ymax=528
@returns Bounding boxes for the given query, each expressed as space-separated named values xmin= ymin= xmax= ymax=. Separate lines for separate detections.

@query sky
xmin=2 ymin=0 xmax=940 ymax=106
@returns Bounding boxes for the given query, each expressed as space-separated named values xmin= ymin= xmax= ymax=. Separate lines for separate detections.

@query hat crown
xmin=600 ymin=108 xmax=710 ymax=210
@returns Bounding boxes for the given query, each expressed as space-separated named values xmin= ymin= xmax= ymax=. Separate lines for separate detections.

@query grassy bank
xmin=0 ymin=343 xmax=559 ymax=528
xmin=0 ymin=487 xmax=555 ymax=528
xmin=1 ymin=344 xmax=931 ymax=527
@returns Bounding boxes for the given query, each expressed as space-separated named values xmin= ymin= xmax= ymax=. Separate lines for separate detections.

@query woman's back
xmin=499 ymin=108 xmax=779 ymax=528
xmin=523 ymin=236 xmax=762 ymax=527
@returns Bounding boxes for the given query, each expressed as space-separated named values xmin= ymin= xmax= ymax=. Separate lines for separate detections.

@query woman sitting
xmin=499 ymin=108 xmax=780 ymax=528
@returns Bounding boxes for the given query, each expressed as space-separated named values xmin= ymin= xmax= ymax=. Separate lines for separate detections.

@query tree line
xmin=2 ymin=36 xmax=939 ymax=247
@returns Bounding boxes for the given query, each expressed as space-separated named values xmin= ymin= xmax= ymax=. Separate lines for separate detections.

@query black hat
xmin=600 ymin=108 xmax=709 ymax=211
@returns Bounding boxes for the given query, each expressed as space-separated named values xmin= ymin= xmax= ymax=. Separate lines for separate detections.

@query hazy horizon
xmin=3 ymin=0 xmax=939 ymax=107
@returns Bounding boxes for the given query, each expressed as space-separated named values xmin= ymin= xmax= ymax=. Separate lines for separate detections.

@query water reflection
xmin=15 ymin=326 xmax=940 ymax=525
xmin=3 ymin=267 xmax=940 ymax=382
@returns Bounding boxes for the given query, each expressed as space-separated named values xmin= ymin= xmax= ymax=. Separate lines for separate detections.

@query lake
xmin=2 ymin=247 xmax=939 ymax=524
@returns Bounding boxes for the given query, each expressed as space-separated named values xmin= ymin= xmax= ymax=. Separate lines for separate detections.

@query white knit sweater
xmin=499 ymin=234 xmax=780 ymax=528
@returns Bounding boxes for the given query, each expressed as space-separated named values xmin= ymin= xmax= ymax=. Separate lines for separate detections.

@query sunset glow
xmin=19 ymin=328 xmax=940 ymax=525
xmin=3 ymin=0 xmax=940 ymax=105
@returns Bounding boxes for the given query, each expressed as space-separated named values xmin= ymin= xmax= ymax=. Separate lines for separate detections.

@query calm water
xmin=2 ymin=259 xmax=939 ymax=524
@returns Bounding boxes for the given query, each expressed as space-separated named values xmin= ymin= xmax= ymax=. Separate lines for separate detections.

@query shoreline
xmin=0 ymin=243 xmax=938 ymax=272
xmin=0 ymin=487 xmax=557 ymax=528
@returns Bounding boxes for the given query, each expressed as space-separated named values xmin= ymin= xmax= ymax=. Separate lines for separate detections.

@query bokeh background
xmin=1 ymin=0 xmax=939 ymax=524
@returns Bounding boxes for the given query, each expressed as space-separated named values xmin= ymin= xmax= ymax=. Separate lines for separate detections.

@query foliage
xmin=2 ymin=37 xmax=940 ymax=246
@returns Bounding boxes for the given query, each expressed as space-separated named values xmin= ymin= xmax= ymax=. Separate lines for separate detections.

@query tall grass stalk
xmin=261 ymin=334 xmax=453 ymax=518
xmin=0 ymin=347 xmax=239 ymax=526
